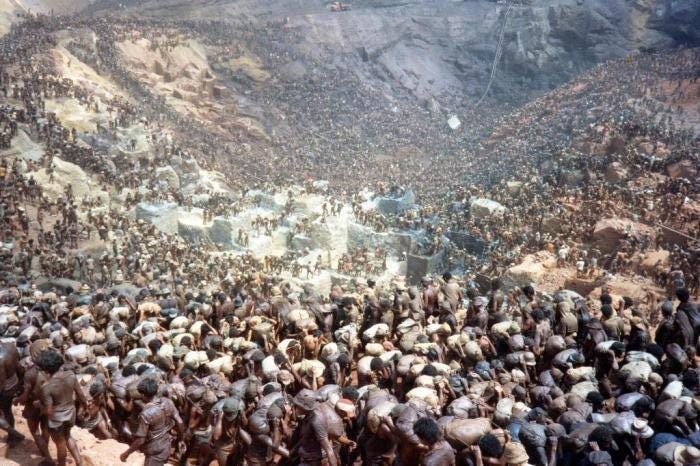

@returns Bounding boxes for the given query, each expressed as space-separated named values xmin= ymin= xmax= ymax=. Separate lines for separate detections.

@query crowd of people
xmin=0 ymin=8 xmax=698 ymax=466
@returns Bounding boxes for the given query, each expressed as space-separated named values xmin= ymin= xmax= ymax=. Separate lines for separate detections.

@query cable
xmin=475 ymin=1 xmax=512 ymax=107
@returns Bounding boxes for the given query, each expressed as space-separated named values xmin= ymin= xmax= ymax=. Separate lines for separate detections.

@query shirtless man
xmin=15 ymin=339 xmax=51 ymax=462
xmin=0 ymin=340 xmax=25 ymax=446
xmin=36 ymin=350 xmax=87 ymax=466
xmin=120 ymin=378 xmax=185 ymax=466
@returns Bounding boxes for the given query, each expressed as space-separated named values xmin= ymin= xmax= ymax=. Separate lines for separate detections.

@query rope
xmin=475 ymin=1 xmax=513 ymax=107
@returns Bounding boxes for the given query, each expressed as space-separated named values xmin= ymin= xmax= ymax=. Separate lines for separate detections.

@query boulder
xmin=605 ymin=162 xmax=628 ymax=183
xmin=541 ymin=215 xmax=564 ymax=235
xmin=347 ymin=222 xmax=414 ymax=256
xmin=504 ymin=252 xmax=558 ymax=287
xmin=33 ymin=157 xmax=92 ymax=201
xmin=639 ymin=249 xmax=670 ymax=273
xmin=135 ymin=202 xmax=179 ymax=235
xmin=666 ymin=159 xmax=697 ymax=179
xmin=637 ymin=141 xmax=654 ymax=155
xmin=178 ymin=215 xmax=209 ymax=244
xmin=506 ymin=181 xmax=523 ymax=193
xmin=592 ymin=218 xmax=656 ymax=253
xmin=445 ymin=231 xmax=490 ymax=256
xmin=291 ymin=234 xmax=314 ymax=251
xmin=563 ymin=169 xmax=585 ymax=186
xmin=375 ymin=190 xmax=416 ymax=215
xmin=470 ymin=198 xmax=506 ymax=219
xmin=154 ymin=165 xmax=180 ymax=190
xmin=209 ymin=218 xmax=234 ymax=247
xmin=605 ymin=136 xmax=626 ymax=155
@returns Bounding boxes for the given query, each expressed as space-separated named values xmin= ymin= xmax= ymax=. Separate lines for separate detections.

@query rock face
xmin=446 ymin=231 xmax=490 ymax=256
xmin=347 ymin=222 xmax=414 ymax=256
xmin=504 ymin=251 xmax=558 ymax=288
xmin=375 ymin=191 xmax=416 ymax=215
xmin=605 ymin=162 xmax=628 ymax=183
xmin=33 ymin=157 xmax=94 ymax=201
xmin=135 ymin=202 xmax=179 ymax=235
xmin=592 ymin=218 xmax=656 ymax=253
xmin=103 ymin=0 xmax=699 ymax=106
xmin=155 ymin=165 xmax=180 ymax=190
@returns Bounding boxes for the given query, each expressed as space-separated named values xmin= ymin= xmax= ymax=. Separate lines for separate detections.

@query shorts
xmin=144 ymin=440 xmax=171 ymax=464
xmin=48 ymin=420 xmax=74 ymax=435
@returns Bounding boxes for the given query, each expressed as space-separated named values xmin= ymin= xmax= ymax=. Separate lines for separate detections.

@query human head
xmin=137 ymin=378 xmax=159 ymax=399
xmin=413 ymin=417 xmax=441 ymax=446
xmin=36 ymin=350 xmax=64 ymax=375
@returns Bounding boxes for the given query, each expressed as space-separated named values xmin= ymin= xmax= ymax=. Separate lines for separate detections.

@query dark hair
xmin=601 ymin=304 xmax=613 ymax=318
xmin=342 ymin=386 xmax=360 ymax=401
xmin=273 ymin=352 xmax=288 ymax=365
xmin=179 ymin=367 xmax=193 ymax=379
xmin=336 ymin=353 xmax=350 ymax=367
xmin=600 ymin=294 xmax=613 ymax=305
xmin=36 ymin=350 xmax=64 ymax=375
xmin=137 ymin=378 xmax=159 ymax=398
xmin=414 ymin=417 xmax=441 ymax=445
xmin=180 ymin=336 xmax=192 ymax=347
xmin=478 ymin=433 xmax=504 ymax=458
xmin=589 ymin=425 xmax=613 ymax=450
xmin=426 ymin=349 xmax=439 ymax=362
xmin=677 ymin=289 xmax=690 ymax=303
xmin=586 ymin=391 xmax=605 ymax=411
xmin=683 ymin=370 xmax=699 ymax=390
xmin=122 ymin=364 xmax=137 ymax=377
xmin=136 ymin=365 xmax=150 ymax=376
xmin=523 ymin=285 xmax=535 ymax=298
xmin=82 ymin=366 xmax=98 ymax=376
xmin=645 ymin=343 xmax=664 ymax=360
xmin=442 ymin=272 xmax=452 ymax=281
xmin=89 ymin=381 xmax=105 ymax=397
xmin=370 ymin=357 xmax=384 ymax=372
xmin=531 ymin=309 xmax=545 ymax=322
xmin=623 ymin=297 xmax=633 ymax=308
xmin=421 ymin=365 xmax=438 ymax=377
xmin=610 ymin=342 xmax=626 ymax=356
xmin=147 ymin=339 xmax=162 ymax=354
xmin=262 ymin=384 xmax=278 ymax=396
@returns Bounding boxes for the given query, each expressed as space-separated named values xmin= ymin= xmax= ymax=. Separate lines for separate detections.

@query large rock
xmin=135 ymin=202 xmax=179 ymax=235
xmin=666 ymin=159 xmax=697 ymax=179
xmin=347 ymin=222 xmax=414 ymax=256
xmin=154 ymin=165 xmax=180 ymax=190
xmin=375 ymin=190 xmax=416 ymax=215
xmin=470 ymin=198 xmax=506 ymax=219
xmin=445 ymin=231 xmax=490 ymax=256
xmin=639 ymin=249 xmax=670 ymax=273
xmin=605 ymin=162 xmax=628 ymax=183
xmin=0 ymin=129 xmax=43 ymax=162
xmin=504 ymin=251 xmax=558 ymax=288
xmin=33 ymin=157 xmax=93 ymax=201
xmin=541 ymin=215 xmax=564 ymax=235
xmin=406 ymin=251 xmax=446 ymax=286
xmin=592 ymin=218 xmax=656 ymax=253
xmin=209 ymin=218 xmax=234 ymax=247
